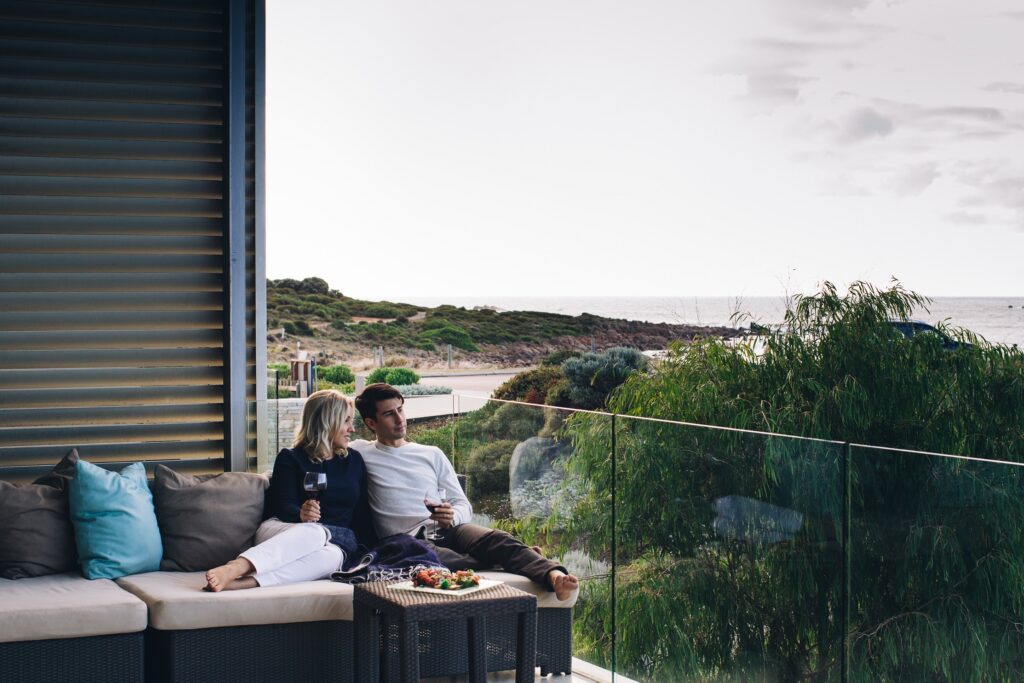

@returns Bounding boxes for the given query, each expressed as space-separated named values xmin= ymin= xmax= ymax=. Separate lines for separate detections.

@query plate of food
xmin=389 ymin=569 xmax=502 ymax=597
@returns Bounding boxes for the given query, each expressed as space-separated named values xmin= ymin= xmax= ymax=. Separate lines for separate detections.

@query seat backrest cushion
xmin=152 ymin=465 xmax=269 ymax=572
xmin=0 ymin=449 xmax=79 ymax=579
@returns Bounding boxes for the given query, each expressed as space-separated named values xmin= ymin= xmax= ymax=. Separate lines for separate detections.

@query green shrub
xmin=409 ymin=418 xmax=456 ymax=455
xmin=480 ymin=402 xmax=545 ymax=441
xmin=493 ymin=366 xmax=564 ymax=404
xmin=283 ymin=320 xmax=313 ymax=336
xmin=317 ymin=379 xmax=355 ymax=394
xmin=562 ymin=346 xmax=648 ymax=409
xmin=385 ymin=367 xmax=420 ymax=386
xmin=419 ymin=325 xmax=479 ymax=352
xmin=541 ymin=349 xmax=582 ymax=366
xmin=544 ymin=379 xmax=573 ymax=408
xmin=365 ymin=367 xmax=390 ymax=384
xmin=464 ymin=440 xmax=517 ymax=497
xmin=365 ymin=367 xmax=421 ymax=386
xmin=319 ymin=364 xmax=354 ymax=384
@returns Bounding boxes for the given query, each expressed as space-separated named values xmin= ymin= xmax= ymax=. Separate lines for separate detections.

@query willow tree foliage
xmin=563 ymin=282 xmax=1024 ymax=682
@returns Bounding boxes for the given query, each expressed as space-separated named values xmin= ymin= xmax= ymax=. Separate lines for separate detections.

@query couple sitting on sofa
xmin=205 ymin=383 xmax=579 ymax=600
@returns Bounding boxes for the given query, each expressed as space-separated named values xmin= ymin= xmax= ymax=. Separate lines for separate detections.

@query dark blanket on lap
xmin=330 ymin=534 xmax=443 ymax=584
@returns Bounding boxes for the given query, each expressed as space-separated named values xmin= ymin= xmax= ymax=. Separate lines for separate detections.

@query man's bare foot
xmin=204 ymin=558 xmax=255 ymax=592
xmin=548 ymin=570 xmax=579 ymax=601
xmin=530 ymin=545 xmax=543 ymax=556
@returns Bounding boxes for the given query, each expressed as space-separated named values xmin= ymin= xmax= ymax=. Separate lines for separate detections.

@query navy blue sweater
xmin=267 ymin=447 xmax=375 ymax=548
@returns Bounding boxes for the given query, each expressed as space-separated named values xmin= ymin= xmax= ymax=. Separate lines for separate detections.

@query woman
xmin=205 ymin=389 xmax=372 ymax=591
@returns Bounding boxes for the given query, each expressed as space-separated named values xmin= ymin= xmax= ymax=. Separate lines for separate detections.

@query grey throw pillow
xmin=0 ymin=449 xmax=79 ymax=579
xmin=153 ymin=465 xmax=269 ymax=572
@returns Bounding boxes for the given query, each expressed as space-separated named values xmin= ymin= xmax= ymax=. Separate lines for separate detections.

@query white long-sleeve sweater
xmin=349 ymin=439 xmax=473 ymax=538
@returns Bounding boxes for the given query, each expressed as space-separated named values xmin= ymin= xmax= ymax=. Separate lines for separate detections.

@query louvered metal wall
xmin=0 ymin=0 xmax=265 ymax=483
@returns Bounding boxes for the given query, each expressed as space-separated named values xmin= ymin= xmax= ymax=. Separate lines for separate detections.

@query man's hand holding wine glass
xmin=430 ymin=501 xmax=455 ymax=529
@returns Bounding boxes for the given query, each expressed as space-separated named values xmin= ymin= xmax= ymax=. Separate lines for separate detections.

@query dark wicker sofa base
xmin=144 ymin=609 xmax=571 ymax=683
xmin=144 ymin=621 xmax=355 ymax=683
xmin=0 ymin=632 xmax=144 ymax=683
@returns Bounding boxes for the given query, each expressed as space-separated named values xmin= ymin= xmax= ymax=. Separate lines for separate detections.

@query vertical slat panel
xmin=0 ymin=0 xmax=263 ymax=481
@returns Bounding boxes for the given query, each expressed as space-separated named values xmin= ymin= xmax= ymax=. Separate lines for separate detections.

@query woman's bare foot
xmin=204 ymin=558 xmax=255 ymax=592
xmin=222 ymin=577 xmax=258 ymax=591
xmin=547 ymin=570 xmax=579 ymax=601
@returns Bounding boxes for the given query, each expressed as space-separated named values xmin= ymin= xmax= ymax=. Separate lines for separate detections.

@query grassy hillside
xmin=268 ymin=277 xmax=735 ymax=366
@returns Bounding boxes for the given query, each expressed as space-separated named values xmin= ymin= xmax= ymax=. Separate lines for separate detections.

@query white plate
xmin=388 ymin=578 xmax=503 ymax=598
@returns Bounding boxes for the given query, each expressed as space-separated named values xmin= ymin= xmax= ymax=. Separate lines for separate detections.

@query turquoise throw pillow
xmin=69 ymin=460 xmax=163 ymax=579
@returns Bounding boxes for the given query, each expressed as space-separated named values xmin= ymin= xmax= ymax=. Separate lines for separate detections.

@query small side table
xmin=354 ymin=580 xmax=538 ymax=683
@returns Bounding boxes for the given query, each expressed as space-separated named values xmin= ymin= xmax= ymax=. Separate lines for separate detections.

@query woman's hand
xmin=430 ymin=501 xmax=456 ymax=529
xmin=300 ymin=499 xmax=321 ymax=523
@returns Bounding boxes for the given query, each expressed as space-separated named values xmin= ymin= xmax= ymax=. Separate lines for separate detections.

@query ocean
xmin=396 ymin=296 xmax=1024 ymax=349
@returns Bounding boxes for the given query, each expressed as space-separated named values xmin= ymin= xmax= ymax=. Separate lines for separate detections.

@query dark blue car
xmin=886 ymin=320 xmax=971 ymax=351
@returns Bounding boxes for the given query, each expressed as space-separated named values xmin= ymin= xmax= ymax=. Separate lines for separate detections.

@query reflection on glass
xmin=850 ymin=447 xmax=1024 ymax=681
xmin=453 ymin=398 xmax=613 ymax=673
xmin=604 ymin=416 xmax=844 ymax=681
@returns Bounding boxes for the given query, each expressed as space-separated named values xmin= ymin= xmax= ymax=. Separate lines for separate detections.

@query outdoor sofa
xmin=0 ymin=454 xmax=576 ymax=683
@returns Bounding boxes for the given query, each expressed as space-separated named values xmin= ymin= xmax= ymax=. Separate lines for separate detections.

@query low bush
xmin=366 ymin=367 xmax=421 ymax=386
xmin=464 ymin=440 xmax=518 ymax=497
xmin=365 ymin=367 xmax=390 ymax=384
xmin=317 ymin=379 xmax=355 ymax=394
xmin=541 ymin=349 xmax=582 ymax=366
xmin=480 ymin=402 xmax=545 ymax=442
xmin=419 ymin=325 xmax=479 ymax=352
xmin=283 ymin=320 xmax=313 ymax=336
xmin=409 ymin=418 xmax=456 ymax=456
xmin=386 ymin=367 xmax=420 ymax=386
xmin=319 ymin=364 xmax=354 ymax=385
xmin=493 ymin=366 xmax=564 ymax=404
xmin=562 ymin=346 xmax=648 ymax=409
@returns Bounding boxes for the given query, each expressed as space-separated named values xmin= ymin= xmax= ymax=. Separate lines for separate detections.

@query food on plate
xmin=412 ymin=568 xmax=481 ymax=590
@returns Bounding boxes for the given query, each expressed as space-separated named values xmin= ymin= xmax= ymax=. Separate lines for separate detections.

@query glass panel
xmin=254 ymin=368 xmax=279 ymax=473
xmin=453 ymin=397 xmax=615 ymax=673
xmin=613 ymin=416 xmax=845 ymax=681
xmin=850 ymin=446 xmax=1024 ymax=681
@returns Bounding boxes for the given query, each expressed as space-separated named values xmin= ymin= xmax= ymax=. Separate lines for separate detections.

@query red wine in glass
xmin=423 ymin=488 xmax=446 ymax=540
xmin=303 ymin=472 xmax=327 ymax=500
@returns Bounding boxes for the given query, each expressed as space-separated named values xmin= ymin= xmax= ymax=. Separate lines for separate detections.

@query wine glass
xmin=423 ymin=488 xmax=446 ymax=541
xmin=303 ymin=472 xmax=327 ymax=500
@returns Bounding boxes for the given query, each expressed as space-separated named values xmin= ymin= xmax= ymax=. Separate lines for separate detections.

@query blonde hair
xmin=293 ymin=390 xmax=354 ymax=463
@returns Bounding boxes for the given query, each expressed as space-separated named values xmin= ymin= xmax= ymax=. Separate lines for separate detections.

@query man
xmin=352 ymin=383 xmax=578 ymax=600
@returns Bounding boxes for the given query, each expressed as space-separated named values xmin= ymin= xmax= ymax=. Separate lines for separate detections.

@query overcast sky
xmin=266 ymin=0 xmax=1024 ymax=300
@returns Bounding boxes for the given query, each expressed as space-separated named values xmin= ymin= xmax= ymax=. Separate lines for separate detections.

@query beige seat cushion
xmin=116 ymin=571 xmax=355 ymax=630
xmin=0 ymin=572 xmax=147 ymax=643
xmin=116 ymin=569 xmax=575 ymax=632
xmin=475 ymin=570 xmax=579 ymax=608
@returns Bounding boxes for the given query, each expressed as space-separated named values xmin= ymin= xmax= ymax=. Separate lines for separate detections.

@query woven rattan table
xmin=354 ymin=580 xmax=538 ymax=683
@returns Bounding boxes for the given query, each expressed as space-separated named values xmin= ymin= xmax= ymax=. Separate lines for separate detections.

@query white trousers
xmin=239 ymin=518 xmax=344 ymax=587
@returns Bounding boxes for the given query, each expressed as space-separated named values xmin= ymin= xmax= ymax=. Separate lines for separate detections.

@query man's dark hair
xmin=355 ymin=383 xmax=404 ymax=422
